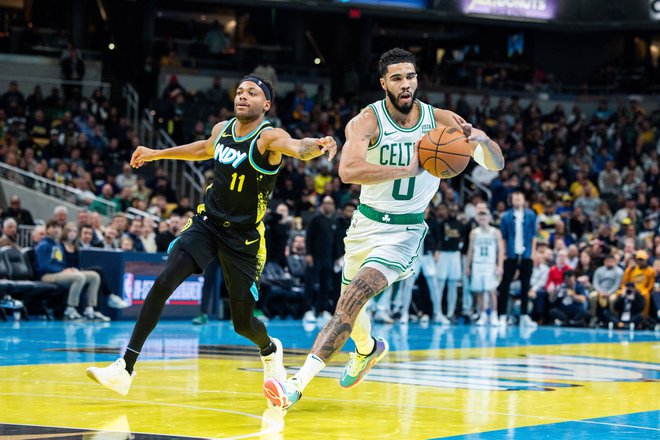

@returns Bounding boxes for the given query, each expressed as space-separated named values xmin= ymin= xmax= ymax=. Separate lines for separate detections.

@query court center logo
xmin=294 ymin=355 xmax=660 ymax=391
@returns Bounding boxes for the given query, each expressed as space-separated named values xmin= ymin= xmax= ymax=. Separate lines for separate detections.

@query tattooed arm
xmin=339 ymin=108 xmax=420 ymax=184
xmin=310 ymin=267 xmax=388 ymax=361
xmin=260 ymin=127 xmax=337 ymax=165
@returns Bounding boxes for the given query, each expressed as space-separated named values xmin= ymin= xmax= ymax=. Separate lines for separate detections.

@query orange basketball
xmin=418 ymin=126 xmax=472 ymax=179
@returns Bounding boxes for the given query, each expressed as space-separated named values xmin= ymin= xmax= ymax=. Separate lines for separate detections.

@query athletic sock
xmin=356 ymin=336 xmax=376 ymax=357
xmin=291 ymin=354 xmax=326 ymax=391
xmin=260 ymin=339 xmax=276 ymax=357
xmin=123 ymin=347 xmax=140 ymax=374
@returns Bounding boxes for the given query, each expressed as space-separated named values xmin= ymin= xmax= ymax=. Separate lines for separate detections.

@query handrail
xmin=0 ymin=161 xmax=155 ymax=221
xmin=0 ymin=74 xmax=111 ymax=97
xmin=123 ymin=83 xmax=140 ymax=132
xmin=139 ymin=108 xmax=205 ymax=206
xmin=0 ymin=161 xmax=117 ymax=214
xmin=459 ymin=173 xmax=492 ymax=206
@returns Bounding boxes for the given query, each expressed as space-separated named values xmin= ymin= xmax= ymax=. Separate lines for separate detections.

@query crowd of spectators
xmin=1 ymin=72 xmax=660 ymax=328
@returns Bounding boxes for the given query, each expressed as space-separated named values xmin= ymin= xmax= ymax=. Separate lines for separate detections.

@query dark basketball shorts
xmin=167 ymin=214 xmax=266 ymax=302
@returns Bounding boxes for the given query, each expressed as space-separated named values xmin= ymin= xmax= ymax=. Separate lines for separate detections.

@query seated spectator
xmin=141 ymin=217 xmax=157 ymax=253
xmin=0 ymin=217 xmax=20 ymax=249
xmin=549 ymin=270 xmax=590 ymax=326
xmin=126 ymin=217 xmax=145 ymax=252
xmin=119 ymin=235 xmax=134 ymax=251
xmin=53 ymin=205 xmax=69 ymax=226
xmin=116 ymin=163 xmax=137 ymax=189
xmin=31 ymin=225 xmax=46 ymax=247
xmin=546 ymin=249 xmax=570 ymax=296
xmin=621 ymin=250 xmax=655 ymax=319
xmin=589 ymin=254 xmax=624 ymax=325
xmin=101 ymin=226 xmax=118 ymax=249
xmin=529 ymin=249 xmax=550 ymax=321
xmin=36 ymin=220 xmax=109 ymax=321
xmin=78 ymin=224 xmax=102 ymax=249
xmin=1 ymin=195 xmax=35 ymax=225
xmin=171 ymin=196 xmax=194 ymax=217
xmin=603 ymin=283 xmax=646 ymax=329
xmin=155 ymin=215 xmax=181 ymax=252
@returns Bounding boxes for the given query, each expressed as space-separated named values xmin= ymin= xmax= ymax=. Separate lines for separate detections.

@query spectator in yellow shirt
xmin=314 ymin=165 xmax=332 ymax=195
xmin=621 ymin=250 xmax=655 ymax=318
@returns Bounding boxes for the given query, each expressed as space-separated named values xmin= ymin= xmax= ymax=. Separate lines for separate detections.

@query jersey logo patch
xmin=245 ymin=238 xmax=260 ymax=245
xmin=215 ymin=143 xmax=248 ymax=168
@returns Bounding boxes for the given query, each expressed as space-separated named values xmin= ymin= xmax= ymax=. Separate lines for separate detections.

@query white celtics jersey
xmin=471 ymin=226 xmax=498 ymax=267
xmin=360 ymin=99 xmax=440 ymax=214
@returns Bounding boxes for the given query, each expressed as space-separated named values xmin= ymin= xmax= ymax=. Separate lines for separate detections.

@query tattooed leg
xmin=310 ymin=267 xmax=388 ymax=362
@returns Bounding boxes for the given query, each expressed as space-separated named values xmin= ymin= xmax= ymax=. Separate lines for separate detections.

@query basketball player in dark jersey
xmin=86 ymin=74 xmax=337 ymax=396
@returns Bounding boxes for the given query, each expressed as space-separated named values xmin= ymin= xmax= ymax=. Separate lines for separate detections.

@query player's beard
xmin=386 ymin=88 xmax=418 ymax=115
xmin=234 ymin=105 xmax=265 ymax=123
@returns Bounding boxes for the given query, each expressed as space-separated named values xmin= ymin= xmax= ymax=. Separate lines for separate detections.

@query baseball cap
xmin=561 ymin=194 xmax=572 ymax=202
xmin=620 ymin=218 xmax=632 ymax=225
xmin=635 ymin=250 xmax=649 ymax=260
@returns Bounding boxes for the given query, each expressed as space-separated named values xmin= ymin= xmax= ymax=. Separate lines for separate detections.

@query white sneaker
xmin=433 ymin=314 xmax=450 ymax=325
xmin=498 ymin=315 xmax=508 ymax=328
xmin=489 ymin=313 xmax=499 ymax=326
xmin=399 ymin=312 xmax=409 ymax=325
xmin=476 ymin=314 xmax=488 ymax=326
xmin=302 ymin=310 xmax=316 ymax=322
xmin=261 ymin=338 xmax=286 ymax=382
xmin=375 ymin=311 xmax=394 ymax=324
xmin=86 ymin=358 xmax=135 ymax=396
xmin=519 ymin=314 xmax=538 ymax=329
xmin=108 ymin=294 xmax=130 ymax=309
xmin=64 ymin=308 xmax=83 ymax=321
xmin=84 ymin=310 xmax=111 ymax=322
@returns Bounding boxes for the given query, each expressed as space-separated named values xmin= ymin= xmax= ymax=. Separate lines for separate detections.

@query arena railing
xmin=460 ymin=173 xmax=492 ymax=206
xmin=123 ymin=83 xmax=140 ymax=134
xmin=140 ymin=109 xmax=206 ymax=206
xmin=0 ymin=161 xmax=156 ymax=223
xmin=0 ymin=75 xmax=111 ymax=100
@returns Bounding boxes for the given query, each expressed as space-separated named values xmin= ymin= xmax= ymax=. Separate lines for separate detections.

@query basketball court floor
xmin=1 ymin=319 xmax=659 ymax=439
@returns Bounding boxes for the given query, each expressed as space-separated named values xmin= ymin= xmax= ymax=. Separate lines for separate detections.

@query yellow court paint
xmin=0 ymin=341 xmax=658 ymax=439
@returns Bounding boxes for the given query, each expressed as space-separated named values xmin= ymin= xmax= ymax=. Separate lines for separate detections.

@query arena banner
xmin=461 ymin=0 xmax=557 ymax=19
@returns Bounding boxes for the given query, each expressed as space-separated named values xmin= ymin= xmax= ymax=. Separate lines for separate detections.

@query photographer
xmin=603 ymin=283 xmax=645 ymax=329
xmin=549 ymin=270 xmax=590 ymax=326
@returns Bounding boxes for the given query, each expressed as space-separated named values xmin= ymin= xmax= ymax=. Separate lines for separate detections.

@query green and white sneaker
xmin=339 ymin=337 xmax=389 ymax=388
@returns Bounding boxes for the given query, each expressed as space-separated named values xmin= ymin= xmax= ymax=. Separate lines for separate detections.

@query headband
xmin=239 ymin=76 xmax=272 ymax=101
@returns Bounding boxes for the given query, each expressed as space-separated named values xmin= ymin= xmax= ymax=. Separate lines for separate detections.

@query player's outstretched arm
xmin=339 ymin=109 xmax=420 ymax=185
xmin=433 ymin=108 xmax=504 ymax=171
xmin=262 ymin=128 xmax=337 ymax=161
xmin=129 ymin=122 xmax=226 ymax=168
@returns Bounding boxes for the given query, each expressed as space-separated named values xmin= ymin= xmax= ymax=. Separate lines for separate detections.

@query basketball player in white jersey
xmin=466 ymin=208 xmax=504 ymax=326
xmin=264 ymin=47 xmax=504 ymax=410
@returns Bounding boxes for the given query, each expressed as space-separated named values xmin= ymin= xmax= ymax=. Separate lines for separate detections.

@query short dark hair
xmin=80 ymin=224 xmax=93 ymax=233
xmin=46 ymin=219 xmax=61 ymax=229
xmin=378 ymin=48 xmax=416 ymax=77
xmin=563 ymin=269 xmax=576 ymax=280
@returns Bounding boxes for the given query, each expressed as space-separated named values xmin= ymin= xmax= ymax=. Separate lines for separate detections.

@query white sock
xmin=292 ymin=354 xmax=325 ymax=391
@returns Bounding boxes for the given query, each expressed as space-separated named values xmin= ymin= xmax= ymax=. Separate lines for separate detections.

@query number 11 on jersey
xmin=230 ymin=172 xmax=245 ymax=192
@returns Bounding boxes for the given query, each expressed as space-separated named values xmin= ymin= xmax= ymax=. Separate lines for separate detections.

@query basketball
xmin=418 ymin=126 xmax=473 ymax=179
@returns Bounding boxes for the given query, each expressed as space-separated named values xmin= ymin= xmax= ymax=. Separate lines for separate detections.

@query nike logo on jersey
xmin=245 ymin=238 xmax=260 ymax=245
xmin=383 ymin=130 xmax=396 ymax=136
xmin=214 ymin=143 xmax=248 ymax=168
xmin=221 ymin=132 xmax=233 ymax=138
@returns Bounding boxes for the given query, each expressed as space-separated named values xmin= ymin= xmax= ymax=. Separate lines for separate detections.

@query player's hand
xmin=130 ymin=146 xmax=159 ymax=168
xmin=467 ymin=128 xmax=490 ymax=146
xmin=407 ymin=139 xmax=423 ymax=177
xmin=452 ymin=114 xmax=473 ymax=137
xmin=316 ymin=136 xmax=337 ymax=161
